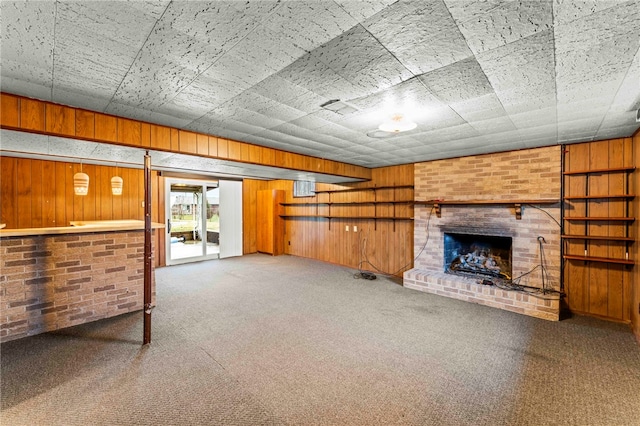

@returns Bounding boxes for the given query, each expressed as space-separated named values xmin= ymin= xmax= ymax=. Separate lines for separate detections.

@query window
xmin=293 ymin=180 xmax=316 ymax=197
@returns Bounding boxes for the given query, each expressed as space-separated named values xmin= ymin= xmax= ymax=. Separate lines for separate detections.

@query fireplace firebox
xmin=444 ymin=233 xmax=512 ymax=280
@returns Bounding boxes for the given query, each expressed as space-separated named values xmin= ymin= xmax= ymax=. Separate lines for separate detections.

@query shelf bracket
xmin=515 ymin=203 xmax=522 ymax=220
xmin=434 ymin=203 xmax=441 ymax=218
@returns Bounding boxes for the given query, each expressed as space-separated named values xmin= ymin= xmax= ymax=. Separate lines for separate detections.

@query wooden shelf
xmin=563 ymin=254 xmax=634 ymax=265
xmin=563 ymin=166 xmax=635 ymax=175
xmin=281 ymin=215 xmax=413 ymax=220
xmin=564 ymin=217 xmax=635 ymax=221
xmin=413 ymin=199 xmax=559 ymax=220
xmin=562 ymin=235 xmax=635 ymax=242
xmin=413 ymin=198 xmax=559 ymax=205
xmin=564 ymin=194 xmax=635 ymax=200
xmin=281 ymin=200 xmax=413 ymax=206
xmin=314 ymin=185 xmax=413 ymax=194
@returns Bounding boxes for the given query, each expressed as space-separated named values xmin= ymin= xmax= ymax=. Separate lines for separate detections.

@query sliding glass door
xmin=166 ymin=178 xmax=220 ymax=265
xmin=165 ymin=178 xmax=243 ymax=265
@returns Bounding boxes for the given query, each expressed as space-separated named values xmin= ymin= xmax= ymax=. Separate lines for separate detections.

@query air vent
xmin=320 ymin=99 xmax=359 ymax=115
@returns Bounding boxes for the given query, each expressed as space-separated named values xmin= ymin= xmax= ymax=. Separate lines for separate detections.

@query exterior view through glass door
xmin=166 ymin=178 xmax=219 ymax=265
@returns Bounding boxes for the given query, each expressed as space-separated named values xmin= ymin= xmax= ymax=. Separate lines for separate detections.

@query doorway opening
xmin=166 ymin=179 xmax=219 ymax=264
xmin=165 ymin=178 xmax=243 ymax=265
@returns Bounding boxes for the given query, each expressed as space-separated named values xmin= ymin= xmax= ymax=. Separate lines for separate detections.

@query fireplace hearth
xmin=444 ymin=232 xmax=512 ymax=281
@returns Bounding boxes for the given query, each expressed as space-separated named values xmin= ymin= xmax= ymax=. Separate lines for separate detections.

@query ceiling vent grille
xmin=320 ymin=99 xmax=359 ymax=115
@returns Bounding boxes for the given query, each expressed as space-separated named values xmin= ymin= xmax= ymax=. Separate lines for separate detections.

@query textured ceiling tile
xmin=1 ymin=1 xmax=55 ymax=89
xmin=509 ymin=107 xmax=557 ymax=130
xmin=333 ymin=0 xmax=395 ymax=22
xmin=277 ymin=52 xmax=366 ymax=100
xmin=53 ymin=24 xmax=140 ymax=100
xmin=47 ymin=136 xmax=99 ymax=158
xmin=56 ymin=1 xmax=158 ymax=49
xmin=0 ymin=77 xmax=53 ymax=102
xmin=231 ymin=25 xmax=306 ymax=72
xmin=554 ymin=2 xmax=640 ymax=104
xmin=449 ymin=93 xmax=507 ymax=122
xmin=470 ymin=116 xmax=517 ymax=134
xmin=445 ymin=0 xmax=553 ymax=54
xmin=478 ymin=31 xmax=556 ymax=114
xmin=315 ymin=25 xmax=413 ymax=94
xmin=0 ymin=130 xmax=49 ymax=155
xmin=125 ymin=0 xmax=170 ymax=20
xmin=196 ymin=54 xmax=274 ymax=101
xmin=105 ymin=102 xmax=194 ymax=129
xmin=162 ymin=1 xmax=273 ymax=50
xmin=288 ymin=113 xmax=334 ymax=130
xmin=111 ymin=49 xmax=200 ymax=109
xmin=350 ymin=77 xmax=443 ymax=120
xmin=418 ymin=57 xmax=494 ymax=103
xmin=552 ymin=0 xmax=629 ymax=25
xmin=364 ymin=1 xmax=473 ymax=75
xmin=264 ymin=1 xmax=358 ymax=52
xmin=53 ymin=87 xmax=112 ymax=113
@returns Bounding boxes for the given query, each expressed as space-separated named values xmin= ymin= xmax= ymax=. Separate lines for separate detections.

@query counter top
xmin=0 ymin=220 xmax=164 ymax=237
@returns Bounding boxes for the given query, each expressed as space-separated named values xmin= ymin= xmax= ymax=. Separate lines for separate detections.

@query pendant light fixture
xmin=73 ymin=162 xmax=89 ymax=196
xmin=111 ymin=163 xmax=123 ymax=196
xmin=378 ymin=113 xmax=417 ymax=133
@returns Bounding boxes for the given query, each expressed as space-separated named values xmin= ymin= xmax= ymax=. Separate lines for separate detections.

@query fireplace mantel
xmin=414 ymin=199 xmax=559 ymax=219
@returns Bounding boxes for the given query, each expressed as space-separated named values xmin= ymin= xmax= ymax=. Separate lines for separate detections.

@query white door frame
xmin=165 ymin=178 xmax=220 ymax=265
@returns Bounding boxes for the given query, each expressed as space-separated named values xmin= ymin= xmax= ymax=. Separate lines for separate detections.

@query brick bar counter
xmin=0 ymin=221 xmax=162 ymax=342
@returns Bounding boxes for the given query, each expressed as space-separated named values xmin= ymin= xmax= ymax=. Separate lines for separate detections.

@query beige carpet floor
xmin=2 ymin=254 xmax=639 ymax=425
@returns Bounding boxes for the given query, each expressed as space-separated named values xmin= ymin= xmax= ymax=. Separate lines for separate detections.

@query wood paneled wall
xmin=633 ymin=130 xmax=640 ymax=343
xmin=0 ymin=93 xmax=370 ymax=180
xmin=243 ymin=165 xmax=414 ymax=277
xmin=563 ymin=138 xmax=634 ymax=323
xmin=0 ymin=156 xmax=166 ymax=267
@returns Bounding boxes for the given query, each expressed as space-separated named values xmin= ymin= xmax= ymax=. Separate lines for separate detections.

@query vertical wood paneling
xmin=95 ymin=114 xmax=117 ymax=142
xmin=42 ymin=160 xmax=56 ymax=226
xmin=218 ymin=138 xmax=228 ymax=158
xmin=0 ymin=157 xmax=17 ymax=228
xmin=179 ymin=130 xmax=197 ymax=154
xmin=197 ymin=134 xmax=209 ymax=156
xmin=208 ymin=136 xmax=218 ymax=157
xmin=140 ymin=122 xmax=151 ymax=148
xmin=75 ymin=110 xmax=95 ymax=139
xmin=1 ymin=93 xmax=20 ymax=127
xmin=55 ymin=162 xmax=68 ymax=226
xmin=117 ymin=118 xmax=141 ymax=146
xmin=150 ymin=125 xmax=171 ymax=150
xmin=45 ymin=103 xmax=75 ymax=135
xmin=563 ymin=138 xmax=634 ymax=322
xmin=17 ymin=158 xmax=33 ymax=228
xmin=247 ymin=164 xmax=414 ymax=276
xmin=170 ymin=128 xmax=180 ymax=151
xmin=20 ymin=98 xmax=45 ymax=131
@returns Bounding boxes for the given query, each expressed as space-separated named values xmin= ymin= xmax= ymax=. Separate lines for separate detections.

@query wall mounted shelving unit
xmin=280 ymin=185 xmax=414 ymax=230
xmin=562 ymin=166 xmax=635 ymax=265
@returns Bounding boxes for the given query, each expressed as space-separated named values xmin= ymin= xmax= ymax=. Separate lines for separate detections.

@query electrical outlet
xmin=353 ymin=226 xmax=358 ymax=232
xmin=345 ymin=225 xmax=349 ymax=232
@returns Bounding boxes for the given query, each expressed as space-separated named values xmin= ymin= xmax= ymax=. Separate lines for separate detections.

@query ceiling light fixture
xmin=74 ymin=163 xmax=89 ymax=196
xmin=111 ymin=163 xmax=123 ymax=196
xmin=378 ymin=113 xmax=417 ymax=133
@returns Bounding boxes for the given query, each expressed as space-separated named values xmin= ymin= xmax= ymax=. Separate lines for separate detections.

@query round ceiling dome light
xmin=378 ymin=113 xmax=417 ymax=133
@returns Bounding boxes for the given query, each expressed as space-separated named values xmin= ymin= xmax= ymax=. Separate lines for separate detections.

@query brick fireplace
xmin=404 ymin=146 xmax=562 ymax=320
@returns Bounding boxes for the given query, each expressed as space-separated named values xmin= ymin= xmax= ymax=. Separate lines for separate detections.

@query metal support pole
xmin=143 ymin=151 xmax=152 ymax=345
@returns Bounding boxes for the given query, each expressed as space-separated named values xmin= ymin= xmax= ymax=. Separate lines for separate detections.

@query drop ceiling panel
xmin=446 ymin=0 xmax=553 ymax=54
xmin=0 ymin=2 xmax=55 ymax=92
xmin=364 ymin=1 xmax=472 ymax=75
xmin=418 ymin=57 xmax=493 ymax=103
xmin=333 ymin=0 xmax=396 ymax=22
xmin=315 ymin=25 xmax=413 ymax=94
xmin=263 ymin=1 xmax=358 ymax=52
xmin=277 ymin=52 xmax=366 ymax=100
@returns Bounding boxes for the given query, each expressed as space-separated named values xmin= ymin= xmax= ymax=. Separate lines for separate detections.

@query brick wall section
xmin=406 ymin=146 xmax=562 ymax=320
xmin=0 ymin=230 xmax=156 ymax=342
xmin=415 ymin=146 xmax=561 ymax=200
